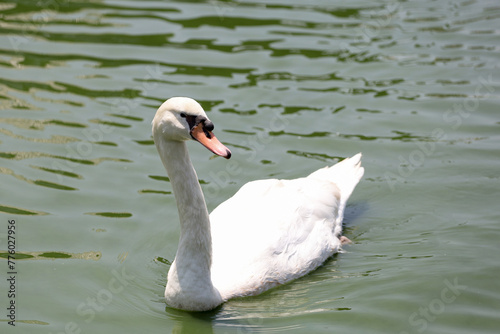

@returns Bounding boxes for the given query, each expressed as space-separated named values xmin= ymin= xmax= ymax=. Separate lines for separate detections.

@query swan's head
xmin=152 ymin=97 xmax=231 ymax=159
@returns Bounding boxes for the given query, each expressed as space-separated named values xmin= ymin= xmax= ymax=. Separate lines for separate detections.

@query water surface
xmin=0 ymin=0 xmax=499 ymax=333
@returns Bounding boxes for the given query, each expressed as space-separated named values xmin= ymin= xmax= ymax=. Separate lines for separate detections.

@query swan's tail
xmin=308 ymin=153 xmax=364 ymax=221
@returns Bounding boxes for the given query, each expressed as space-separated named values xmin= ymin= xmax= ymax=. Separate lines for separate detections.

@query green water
xmin=1 ymin=0 xmax=499 ymax=333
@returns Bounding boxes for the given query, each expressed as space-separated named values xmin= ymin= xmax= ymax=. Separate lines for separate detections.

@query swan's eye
xmin=180 ymin=112 xmax=187 ymax=118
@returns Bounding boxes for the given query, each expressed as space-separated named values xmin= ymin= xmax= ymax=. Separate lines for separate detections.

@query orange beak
xmin=190 ymin=123 xmax=231 ymax=159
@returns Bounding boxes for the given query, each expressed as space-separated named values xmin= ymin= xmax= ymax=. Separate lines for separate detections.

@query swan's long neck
xmin=156 ymin=138 xmax=221 ymax=311
xmin=161 ymin=140 xmax=212 ymax=265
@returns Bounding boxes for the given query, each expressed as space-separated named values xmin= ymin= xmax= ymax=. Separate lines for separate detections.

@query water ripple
xmin=0 ymin=203 xmax=47 ymax=215
xmin=1 ymin=0 xmax=499 ymax=333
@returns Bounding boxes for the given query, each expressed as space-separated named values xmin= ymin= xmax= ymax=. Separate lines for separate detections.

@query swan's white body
xmin=152 ymin=97 xmax=364 ymax=311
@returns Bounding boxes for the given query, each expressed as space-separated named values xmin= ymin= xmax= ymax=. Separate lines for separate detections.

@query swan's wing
xmin=209 ymin=154 xmax=364 ymax=299
xmin=209 ymin=177 xmax=342 ymax=298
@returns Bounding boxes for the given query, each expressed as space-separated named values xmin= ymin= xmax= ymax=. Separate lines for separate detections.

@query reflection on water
xmin=1 ymin=0 xmax=499 ymax=333
xmin=0 ymin=250 xmax=101 ymax=261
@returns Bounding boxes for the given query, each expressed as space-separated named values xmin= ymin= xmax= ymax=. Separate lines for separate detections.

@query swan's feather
xmin=210 ymin=154 xmax=364 ymax=299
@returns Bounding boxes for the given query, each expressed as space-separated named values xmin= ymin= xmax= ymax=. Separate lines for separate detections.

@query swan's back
xmin=209 ymin=154 xmax=364 ymax=300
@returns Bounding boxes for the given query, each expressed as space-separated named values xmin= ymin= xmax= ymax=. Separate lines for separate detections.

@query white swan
xmin=152 ymin=97 xmax=364 ymax=311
